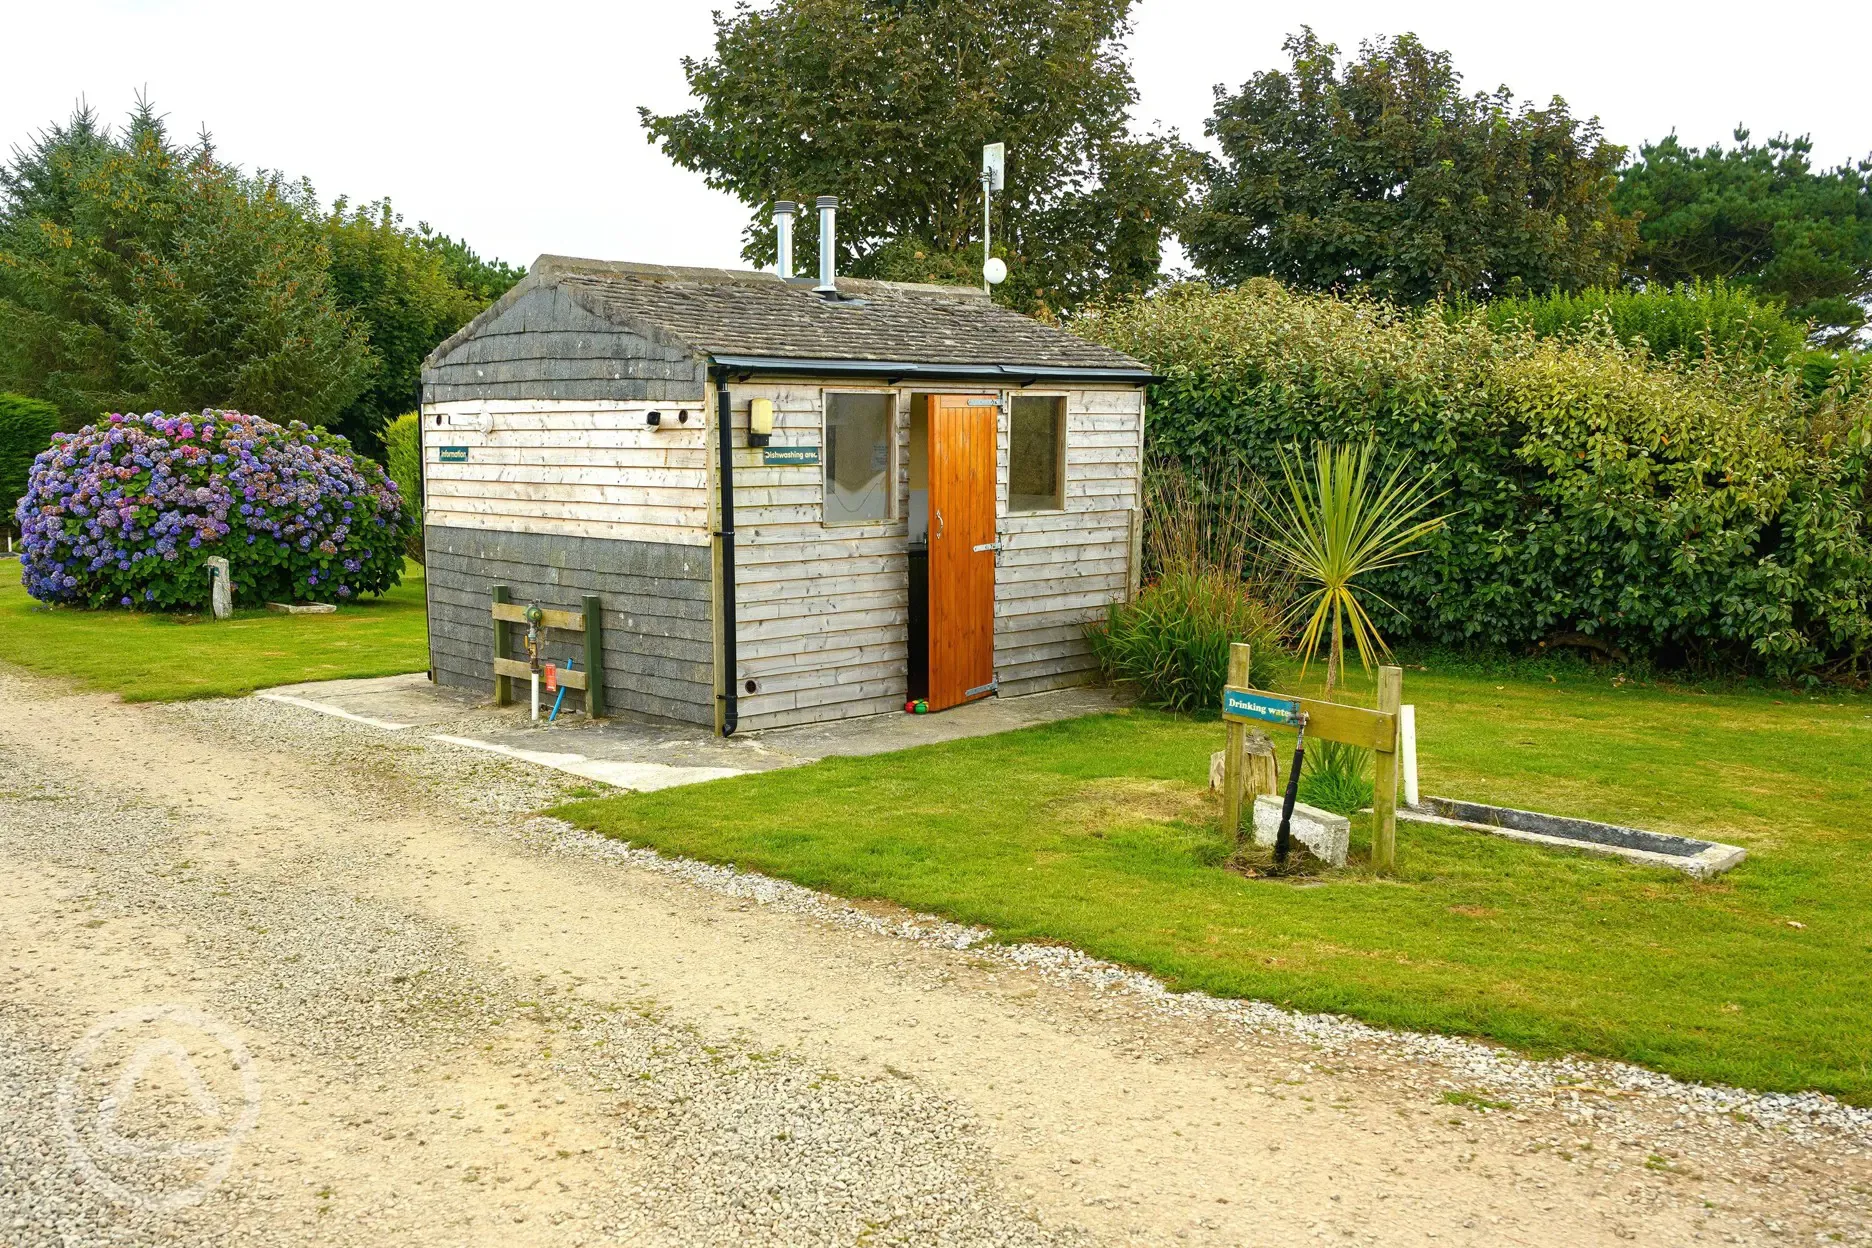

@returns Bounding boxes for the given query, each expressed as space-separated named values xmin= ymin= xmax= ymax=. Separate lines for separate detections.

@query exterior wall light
xmin=748 ymin=397 xmax=775 ymax=447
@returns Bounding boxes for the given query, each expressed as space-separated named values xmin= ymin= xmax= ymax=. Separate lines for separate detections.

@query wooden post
xmin=491 ymin=585 xmax=512 ymax=706
xmin=1126 ymin=506 xmax=1144 ymax=603
xmin=582 ymin=595 xmax=606 ymax=718
xmin=1372 ymin=664 xmax=1404 ymax=872
xmin=1221 ymin=643 xmax=1251 ymax=843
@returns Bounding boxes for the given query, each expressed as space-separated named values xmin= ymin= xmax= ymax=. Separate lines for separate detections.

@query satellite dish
xmin=983 ymin=257 xmax=1008 ymax=286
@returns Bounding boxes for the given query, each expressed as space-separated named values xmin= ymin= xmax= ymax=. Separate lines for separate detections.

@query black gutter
xmin=707 ymin=354 xmax=1160 ymax=385
xmin=714 ymin=378 xmax=738 ymax=737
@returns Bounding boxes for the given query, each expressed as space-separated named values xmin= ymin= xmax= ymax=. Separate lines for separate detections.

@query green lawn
xmin=556 ymin=666 xmax=1872 ymax=1102
xmin=0 ymin=560 xmax=430 ymax=701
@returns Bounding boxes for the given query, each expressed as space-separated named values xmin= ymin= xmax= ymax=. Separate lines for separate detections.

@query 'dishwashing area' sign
xmin=1218 ymin=644 xmax=1404 ymax=871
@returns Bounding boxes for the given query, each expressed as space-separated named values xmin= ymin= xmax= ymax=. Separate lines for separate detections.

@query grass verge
xmin=554 ymin=666 xmax=1872 ymax=1102
xmin=0 ymin=559 xmax=429 ymax=701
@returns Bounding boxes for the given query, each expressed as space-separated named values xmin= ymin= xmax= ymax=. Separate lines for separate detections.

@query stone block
xmin=1252 ymin=794 xmax=1349 ymax=867
xmin=205 ymin=556 xmax=232 ymax=620
xmin=267 ymin=601 xmax=337 ymax=615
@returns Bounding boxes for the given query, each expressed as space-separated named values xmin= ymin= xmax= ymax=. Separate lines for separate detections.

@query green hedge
xmin=1077 ymin=282 xmax=1872 ymax=679
xmin=383 ymin=411 xmax=424 ymax=563
xmin=0 ymin=393 xmax=59 ymax=535
xmin=1474 ymin=282 xmax=1868 ymax=401
xmin=1477 ymin=281 xmax=1810 ymax=370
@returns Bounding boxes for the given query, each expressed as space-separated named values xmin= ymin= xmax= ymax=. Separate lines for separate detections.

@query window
xmin=824 ymin=392 xmax=893 ymax=524
xmin=1008 ymin=395 xmax=1064 ymax=512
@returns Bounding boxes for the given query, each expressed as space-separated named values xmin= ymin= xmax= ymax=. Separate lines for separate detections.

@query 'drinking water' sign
xmin=1221 ymin=688 xmax=1303 ymax=726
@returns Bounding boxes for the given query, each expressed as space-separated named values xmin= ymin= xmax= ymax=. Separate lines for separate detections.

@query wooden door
xmin=927 ymin=393 xmax=999 ymax=710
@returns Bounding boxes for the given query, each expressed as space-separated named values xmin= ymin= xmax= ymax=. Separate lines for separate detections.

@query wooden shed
xmin=418 ymin=254 xmax=1153 ymax=734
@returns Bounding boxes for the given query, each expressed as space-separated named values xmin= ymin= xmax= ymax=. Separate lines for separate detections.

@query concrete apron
xmin=254 ymin=673 xmax=1128 ymax=792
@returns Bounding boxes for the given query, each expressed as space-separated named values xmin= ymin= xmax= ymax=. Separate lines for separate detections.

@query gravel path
xmin=0 ymin=668 xmax=1867 ymax=1247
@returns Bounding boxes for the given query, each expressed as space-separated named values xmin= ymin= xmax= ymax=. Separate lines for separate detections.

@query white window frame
xmin=1006 ymin=390 xmax=1070 ymax=515
xmin=820 ymin=387 xmax=899 ymax=528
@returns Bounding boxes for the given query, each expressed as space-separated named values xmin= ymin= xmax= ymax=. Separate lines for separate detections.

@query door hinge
xmin=965 ymin=678 xmax=999 ymax=699
xmin=971 ymin=541 xmax=1004 ymax=554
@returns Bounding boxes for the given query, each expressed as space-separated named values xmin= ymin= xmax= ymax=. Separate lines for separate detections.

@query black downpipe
xmin=715 ymin=380 xmax=738 ymax=736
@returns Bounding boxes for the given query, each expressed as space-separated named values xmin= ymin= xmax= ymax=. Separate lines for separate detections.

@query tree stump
xmin=1211 ymin=732 xmax=1278 ymax=796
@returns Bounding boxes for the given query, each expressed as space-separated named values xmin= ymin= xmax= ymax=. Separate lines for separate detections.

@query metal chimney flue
xmin=815 ymin=196 xmax=838 ymax=294
xmin=772 ymin=201 xmax=796 ymax=281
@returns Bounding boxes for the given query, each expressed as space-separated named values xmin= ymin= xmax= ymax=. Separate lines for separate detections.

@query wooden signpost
xmin=1219 ymin=643 xmax=1405 ymax=871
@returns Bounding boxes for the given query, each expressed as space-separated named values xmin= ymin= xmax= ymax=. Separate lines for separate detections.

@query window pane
xmin=1008 ymin=396 xmax=1063 ymax=512
xmin=824 ymin=393 xmax=892 ymax=523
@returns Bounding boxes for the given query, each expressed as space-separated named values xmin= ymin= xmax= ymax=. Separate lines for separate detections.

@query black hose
xmin=1275 ymin=719 xmax=1307 ymax=865
xmin=715 ymin=380 xmax=738 ymax=737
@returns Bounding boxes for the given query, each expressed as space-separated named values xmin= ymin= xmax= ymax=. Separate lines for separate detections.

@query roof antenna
xmin=815 ymin=196 xmax=839 ymax=296
xmin=773 ymin=201 xmax=796 ymax=281
xmin=981 ymin=143 xmax=1007 ymax=293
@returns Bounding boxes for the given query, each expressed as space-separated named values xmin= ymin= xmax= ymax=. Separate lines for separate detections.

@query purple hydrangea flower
xmin=17 ymin=409 xmax=414 ymax=610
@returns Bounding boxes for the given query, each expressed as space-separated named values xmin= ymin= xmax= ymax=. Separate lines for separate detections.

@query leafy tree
xmin=0 ymin=101 xmax=372 ymax=432
xmin=1182 ymin=30 xmax=1636 ymax=304
xmin=323 ymin=200 xmax=498 ymax=456
xmin=640 ymin=0 xmax=1195 ymax=314
xmin=1614 ymin=129 xmax=1872 ymax=346
xmin=413 ymin=227 xmax=526 ymax=304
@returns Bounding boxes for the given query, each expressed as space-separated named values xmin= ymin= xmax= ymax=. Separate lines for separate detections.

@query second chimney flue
xmin=815 ymin=196 xmax=838 ymax=294
xmin=773 ymin=201 xmax=796 ymax=281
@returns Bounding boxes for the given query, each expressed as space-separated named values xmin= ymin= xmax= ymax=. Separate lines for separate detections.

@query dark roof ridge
xmin=532 ymin=255 xmax=780 ymax=286
xmin=536 ymin=254 xmax=992 ymax=302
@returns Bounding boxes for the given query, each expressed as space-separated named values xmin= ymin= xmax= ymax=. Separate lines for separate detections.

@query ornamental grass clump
xmin=1089 ymin=458 xmax=1283 ymax=710
xmin=16 ymin=409 xmax=414 ymax=610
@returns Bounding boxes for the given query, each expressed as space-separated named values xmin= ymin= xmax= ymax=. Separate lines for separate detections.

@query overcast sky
xmin=6 ymin=0 xmax=1870 ymax=276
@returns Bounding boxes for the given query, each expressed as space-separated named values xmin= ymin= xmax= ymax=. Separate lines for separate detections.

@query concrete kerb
xmin=1396 ymin=796 xmax=1748 ymax=878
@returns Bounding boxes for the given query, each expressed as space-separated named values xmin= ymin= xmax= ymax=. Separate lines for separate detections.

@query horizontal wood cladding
xmin=422 ymin=399 xmax=712 ymax=548
xmin=422 ymin=285 xmax=707 ymax=403
xmin=415 ymin=375 xmax=1141 ymax=730
xmin=992 ymin=386 xmax=1141 ymax=691
xmin=719 ymin=381 xmax=1142 ymax=729
xmin=424 ymin=525 xmax=714 ymax=725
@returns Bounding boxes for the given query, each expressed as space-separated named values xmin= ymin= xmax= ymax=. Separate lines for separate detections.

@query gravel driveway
xmin=0 ymin=668 xmax=1866 ymax=1247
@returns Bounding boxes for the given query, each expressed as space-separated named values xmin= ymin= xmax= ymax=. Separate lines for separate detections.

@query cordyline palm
xmin=1260 ymin=441 xmax=1447 ymax=692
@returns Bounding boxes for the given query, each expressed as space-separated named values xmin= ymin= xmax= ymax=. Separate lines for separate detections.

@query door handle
xmin=935 ymin=508 xmax=945 ymax=540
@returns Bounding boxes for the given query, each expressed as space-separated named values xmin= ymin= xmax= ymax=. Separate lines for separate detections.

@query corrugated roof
xmin=425 ymin=255 xmax=1148 ymax=376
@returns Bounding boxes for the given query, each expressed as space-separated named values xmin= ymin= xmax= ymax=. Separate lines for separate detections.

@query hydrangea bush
xmin=16 ymin=410 xmax=414 ymax=610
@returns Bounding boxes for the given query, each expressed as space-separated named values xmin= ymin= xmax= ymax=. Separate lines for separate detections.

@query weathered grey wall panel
xmin=424 ymin=524 xmax=714 ymax=724
xmin=420 ymin=286 xmax=706 ymax=406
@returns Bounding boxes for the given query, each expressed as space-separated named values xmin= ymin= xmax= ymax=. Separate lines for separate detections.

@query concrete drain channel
xmin=1400 ymin=796 xmax=1747 ymax=878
